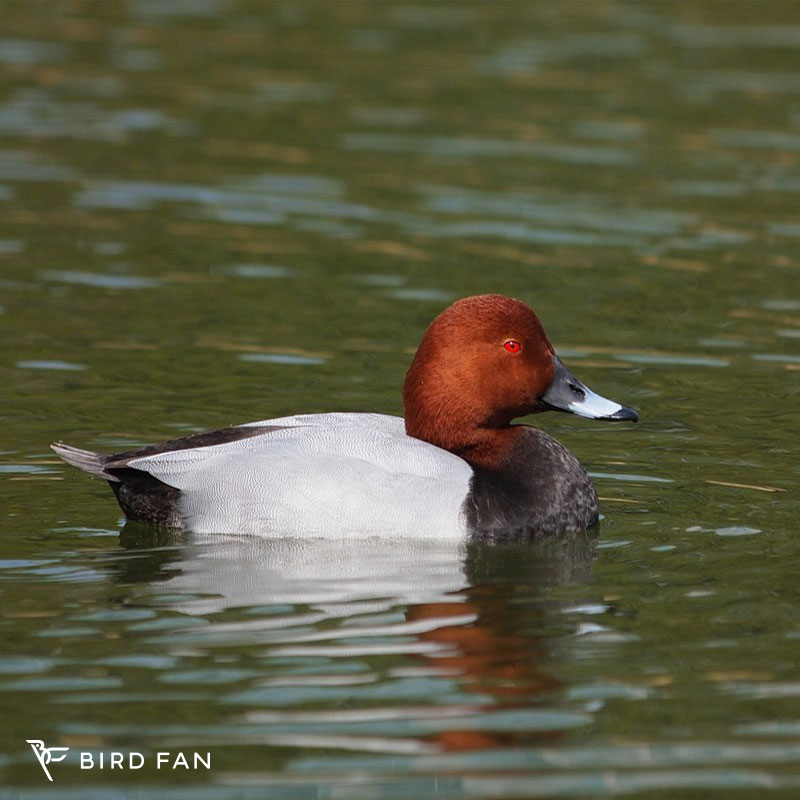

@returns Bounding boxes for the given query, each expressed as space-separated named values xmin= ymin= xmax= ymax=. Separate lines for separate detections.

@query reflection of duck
xmin=115 ymin=525 xmax=595 ymax=612
xmin=114 ymin=530 xmax=596 ymax=754
xmin=119 ymin=529 xmax=471 ymax=613
xmin=54 ymin=294 xmax=636 ymax=539
xmin=409 ymin=534 xmax=597 ymax=752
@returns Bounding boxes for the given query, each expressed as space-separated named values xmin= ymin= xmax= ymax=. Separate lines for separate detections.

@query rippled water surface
xmin=2 ymin=1 xmax=800 ymax=797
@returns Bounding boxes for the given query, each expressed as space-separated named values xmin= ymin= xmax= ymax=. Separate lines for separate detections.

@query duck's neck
xmin=446 ymin=427 xmax=524 ymax=471
xmin=403 ymin=390 xmax=522 ymax=471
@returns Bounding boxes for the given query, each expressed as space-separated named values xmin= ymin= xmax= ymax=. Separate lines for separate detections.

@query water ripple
xmin=478 ymin=34 xmax=645 ymax=75
xmin=421 ymin=184 xmax=695 ymax=235
xmin=0 ymin=149 xmax=77 ymax=182
xmin=341 ymin=132 xmax=639 ymax=166
xmin=16 ymin=360 xmax=87 ymax=371
xmin=0 ymin=38 xmax=67 ymax=64
xmin=238 ymin=353 xmax=326 ymax=366
xmin=0 ymin=89 xmax=192 ymax=140
xmin=40 ymin=270 xmax=162 ymax=289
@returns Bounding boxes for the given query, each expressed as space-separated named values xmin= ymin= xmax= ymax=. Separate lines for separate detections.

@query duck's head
xmin=403 ymin=294 xmax=637 ymax=463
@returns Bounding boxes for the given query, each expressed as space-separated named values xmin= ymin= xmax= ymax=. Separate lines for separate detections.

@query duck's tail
xmin=50 ymin=442 xmax=119 ymax=481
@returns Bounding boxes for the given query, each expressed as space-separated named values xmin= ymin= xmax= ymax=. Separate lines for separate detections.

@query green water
xmin=2 ymin=1 xmax=800 ymax=797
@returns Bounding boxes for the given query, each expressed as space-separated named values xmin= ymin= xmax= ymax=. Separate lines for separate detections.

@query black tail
xmin=51 ymin=441 xmax=182 ymax=526
xmin=50 ymin=442 xmax=119 ymax=481
xmin=51 ymin=424 xmax=279 ymax=528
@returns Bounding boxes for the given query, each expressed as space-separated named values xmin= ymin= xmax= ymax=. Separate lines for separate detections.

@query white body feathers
xmin=125 ymin=413 xmax=473 ymax=537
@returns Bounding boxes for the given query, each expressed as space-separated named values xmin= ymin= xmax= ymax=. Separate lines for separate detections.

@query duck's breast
xmin=126 ymin=413 xmax=473 ymax=537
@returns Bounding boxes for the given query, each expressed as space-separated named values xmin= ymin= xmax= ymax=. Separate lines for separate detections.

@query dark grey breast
xmin=463 ymin=426 xmax=599 ymax=542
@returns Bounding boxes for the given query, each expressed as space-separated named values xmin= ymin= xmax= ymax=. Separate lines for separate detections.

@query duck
xmin=52 ymin=294 xmax=637 ymax=539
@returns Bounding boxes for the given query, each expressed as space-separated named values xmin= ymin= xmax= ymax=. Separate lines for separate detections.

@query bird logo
xmin=26 ymin=740 xmax=70 ymax=781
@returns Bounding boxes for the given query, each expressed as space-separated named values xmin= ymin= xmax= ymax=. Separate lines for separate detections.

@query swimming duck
xmin=52 ymin=294 xmax=637 ymax=539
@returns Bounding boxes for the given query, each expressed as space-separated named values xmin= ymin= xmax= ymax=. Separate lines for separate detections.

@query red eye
xmin=503 ymin=340 xmax=522 ymax=354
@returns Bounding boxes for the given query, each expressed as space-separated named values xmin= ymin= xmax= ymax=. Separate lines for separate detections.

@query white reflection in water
xmin=0 ymin=38 xmax=67 ymax=64
xmin=130 ymin=0 xmax=227 ymax=19
xmin=753 ymin=353 xmax=800 ymax=365
xmin=661 ymin=22 xmax=800 ymax=49
xmin=762 ymin=299 xmax=800 ymax=310
xmin=619 ymin=353 xmax=730 ymax=367
xmin=230 ymin=174 xmax=343 ymax=197
xmin=714 ymin=129 xmax=800 ymax=151
xmin=478 ymin=34 xmax=644 ymax=75
xmin=223 ymin=263 xmax=296 ymax=279
xmin=16 ymin=360 xmax=86 ymax=371
xmin=341 ymin=132 xmax=638 ymax=166
xmin=385 ymin=288 xmax=453 ymax=302
xmin=143 ymin=535 xmax=470 ymax=615
xmin=768 ymin=224 xmax=800 ymax=239
xmin=420 ymin=184 xmax=695 ymax=235
xmin=0 ymin=149 xmax=77 ymax=182
xmin=0 ymin=238 xmax=22 ymax=252
xmin=72 ymin=176 xmax=413 ymax=234
xmin=683 ymin=70 xmax=800 ymax=101
xmin=409 ymin=219 xmax=636 ymax=248
xmin=669 ymin=180 xmax=745 ymax=197
xmin=238 ymin=353 xmax=326 ymax=365
xmin=0 ymin=89 xmax=192 ymax=140
xmin=40 ymin=270 xmax=162 ymax=290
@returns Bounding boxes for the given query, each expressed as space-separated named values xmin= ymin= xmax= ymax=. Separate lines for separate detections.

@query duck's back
xmin=112 ymin=413 xmax=473 ymax=537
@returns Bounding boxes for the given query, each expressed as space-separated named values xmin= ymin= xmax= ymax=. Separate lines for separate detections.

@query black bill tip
xmin=605 ymin=406 xmax=638 ymax=423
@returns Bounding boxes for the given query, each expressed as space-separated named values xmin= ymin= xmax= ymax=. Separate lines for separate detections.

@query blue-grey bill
xmin=541 ymin=356 xmax=638 ymax=422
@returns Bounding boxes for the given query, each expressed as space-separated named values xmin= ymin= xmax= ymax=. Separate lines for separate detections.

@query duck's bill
xmin=541 ymin=356 xmax=638 ymax=422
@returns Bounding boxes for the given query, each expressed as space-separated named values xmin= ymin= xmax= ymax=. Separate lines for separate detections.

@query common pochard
xmin=53 ymin=294 xmax=637 ymax=539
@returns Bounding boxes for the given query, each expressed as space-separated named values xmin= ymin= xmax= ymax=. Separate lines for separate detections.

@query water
xmin=2 ymin=1 xmax=800 ymax=796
